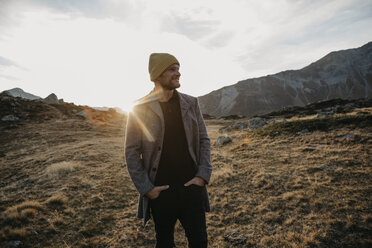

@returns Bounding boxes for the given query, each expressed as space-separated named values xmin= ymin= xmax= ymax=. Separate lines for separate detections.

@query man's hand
xmin=145 ymin=185 xmax=169 ymax=200
xmin=184 ymin=177 xmax=205 ymax=187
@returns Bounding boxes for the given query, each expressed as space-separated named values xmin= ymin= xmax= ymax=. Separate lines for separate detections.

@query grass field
xmin=0 ymin=98 xmax=371 ymax=247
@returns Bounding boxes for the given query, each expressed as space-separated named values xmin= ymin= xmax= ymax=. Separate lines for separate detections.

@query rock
xmin=0 ymin=96 xmax=10 ymax=101
xmin=334 ymin=105 xmax=344 ymax=113
xmin=219 ymin=126 xmax=231 ymax=133
xmin=202 ymin=114 xmax=215 ymax=120
xmin=345 ymin=103 xmax=359 ymax=108
xmin=219 ymin=114 xmax=244 ymax=120
xmin=232 ymin=122 xmax=248 ymax=130
xmin=120 ymin=234 xmax=128 ymax=240
xmin=3 ymin=87 xmax=41 ymax=100
xmin=356 ymin=111 xmax=369 ymax=115
xmin=58 ymin=98 xmax=64 ymax=104
xmin=248 ymin=117 xmax=267 ymax=130
xmin=224 ymin=228 xmax=247 ymax=245
xmin=317 ymin=111 xmax=334 ymax=118
xmin=296 ymin=129 xmax=309 ymax=135
xmin=308 ymin=145 xmax=325 ymax=148
xmin=319 ymin=165 xmax=340 ymax=170
xmin=2 ymin=240 xmax=22 ymax=247
xmin=335 ymin=134 xmax=355 ymax=141
xmin=0 ymin=152 xmax=5 ymax=157
xmin=215 ymin=136 xmax=232 ymax=146
xmin=1 ymin=115 xmax=19 ymax=121
xmin=20 ymin=179 xmax=34 ymax=185
xmin=10 ymin=101 xmax=17 ymax=107
xmin=76 ymin=110 xmax=87 ymax=118
xmin=43 ymin=93 xmax=59 ymax=104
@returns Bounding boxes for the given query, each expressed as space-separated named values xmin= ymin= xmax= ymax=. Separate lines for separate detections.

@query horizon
xmin=1 ymin=0 xmax=371 ymax=111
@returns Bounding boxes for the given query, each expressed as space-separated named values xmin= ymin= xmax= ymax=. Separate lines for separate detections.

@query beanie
xmin=148 ymin=53 xmax=179 ymax=82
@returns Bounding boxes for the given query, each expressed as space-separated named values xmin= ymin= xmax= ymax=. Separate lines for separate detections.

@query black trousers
xmin=150 ymin=185 xmax=208 ymax=248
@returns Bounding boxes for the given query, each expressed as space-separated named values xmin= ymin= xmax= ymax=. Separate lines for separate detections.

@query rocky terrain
xmin=2 ymin=88 xmax=42 ymax=101
xmin=198 ymin=42 xmax=372 ymax=118
xmin=0 ymin=93 xmax=371 ymax=247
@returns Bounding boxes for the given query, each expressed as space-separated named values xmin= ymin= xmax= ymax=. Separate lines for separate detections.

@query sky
xmin=0 ymin=0 xmax=371 ymax=111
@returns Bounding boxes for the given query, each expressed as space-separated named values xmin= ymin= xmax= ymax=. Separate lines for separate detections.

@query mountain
xmin=2 ymin=87 xmax=42 ymax=100
xmin=198 ymin=42 xmax=372 ymax=117
xmin=0 ymin=92 xmax=125 ymax=124
xmin=43 ymin=93 xmax=60 ymax=104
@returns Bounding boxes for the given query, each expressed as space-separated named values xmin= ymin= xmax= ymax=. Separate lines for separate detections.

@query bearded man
xmin=125 ymin=53 xmax=212 ymax=248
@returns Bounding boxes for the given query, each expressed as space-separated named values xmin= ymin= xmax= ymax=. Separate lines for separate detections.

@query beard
xmin=159 ymin=79 xmax=180 ymax=90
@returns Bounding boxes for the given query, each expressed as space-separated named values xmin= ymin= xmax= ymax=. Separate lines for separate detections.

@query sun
xmin=120 ymin=99 xmax=136 ymax=114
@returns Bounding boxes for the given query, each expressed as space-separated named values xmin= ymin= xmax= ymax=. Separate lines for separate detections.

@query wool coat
xmin=125 ymin=90 xmax=212 ymax=224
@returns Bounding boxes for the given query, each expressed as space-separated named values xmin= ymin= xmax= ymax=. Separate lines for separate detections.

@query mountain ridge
xmin=198 ymin=42 xmax=372 ymax=117
xmin=2 ymin=87 xmax=42 ymax=100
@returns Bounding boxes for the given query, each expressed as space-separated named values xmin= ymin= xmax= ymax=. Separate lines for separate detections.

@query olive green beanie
xmin=148 ymin=53 xmax=179 ymax=82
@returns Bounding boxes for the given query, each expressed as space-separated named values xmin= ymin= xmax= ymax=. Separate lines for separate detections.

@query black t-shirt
xmin=154 ymin=91 xmax=196 ymax=187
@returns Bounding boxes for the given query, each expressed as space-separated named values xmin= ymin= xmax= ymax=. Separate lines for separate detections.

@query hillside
xmin=198 ymin=42 xmax=372 ymax=118
xmin=2 ymin=88 xmax=41 ymax=101
xmin=0 ymin=95 xmax=371 ymax=247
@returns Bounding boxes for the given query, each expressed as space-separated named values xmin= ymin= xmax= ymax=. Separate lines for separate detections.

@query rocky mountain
xmin=1 ymin=88 xmax=63 ymax=104
xmin=198 ymin=42 xmax=372 ymax=117
xmin=2 ymin=87 xmax=42 ymax=100
xmin=0 ymin=92 xmax=125 ymax=125
xmin=43 ymin=93 xmax=60 ymax=104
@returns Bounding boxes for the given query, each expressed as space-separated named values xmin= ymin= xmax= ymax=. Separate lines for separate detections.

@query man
xmin=125 ymin=53 xmax=212 ymax=248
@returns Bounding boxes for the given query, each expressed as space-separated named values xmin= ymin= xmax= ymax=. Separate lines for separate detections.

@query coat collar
xmin=141 ymin=89 xmax=192 ymax=119
xmin=177 ymin=90 xmax=192 ymax=117
xmin=148 ymin=97 xmax=163 ymax=120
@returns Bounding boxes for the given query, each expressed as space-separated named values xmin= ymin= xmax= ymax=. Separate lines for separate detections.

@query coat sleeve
xmin=194 ymin=98 xmax=213 ymax=184
xmin=125 ymin=107 xmax=154 ymax=196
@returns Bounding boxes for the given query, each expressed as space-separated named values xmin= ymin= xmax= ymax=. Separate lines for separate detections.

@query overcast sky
xmin=0 ymin=0 xmax=371 ymax=110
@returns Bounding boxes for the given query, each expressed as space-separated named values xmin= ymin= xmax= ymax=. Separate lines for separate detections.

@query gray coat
xmin=125 ymin=90 xmax=212 ymax=224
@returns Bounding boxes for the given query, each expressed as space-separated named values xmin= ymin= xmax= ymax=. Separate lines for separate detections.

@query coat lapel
xmin=178 ymin=91 xmax=192 ymax=118
xmin=177 ymin=91 xmax=197 ymax=163
xmin=148 ymin=100 xmax=164 ymax=132
xmin=136 ymin=90 xmax=164 ymax=133
xmin=148 ymin=100 xmax=163 ymax=119
xmin=143 ymin=90 xmax=191 ymax=148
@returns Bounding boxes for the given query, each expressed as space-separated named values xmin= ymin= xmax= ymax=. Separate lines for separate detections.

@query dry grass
xmin=0 ymin=228 xmax=28 ymax=239
xmin=3 ymin=201 xmax=44 ymax=217
xmin=46 ymin=195 xmax=67 ymax=206
xmin=0 ymin=202 xmax=44 ymax=241
xmin=0 ymin=104 xmax=371 ymax=247
xmin=45 ymin=161 xmax=78 ymax=177
xmin=45 ymin=195 xmax=68 ymax=211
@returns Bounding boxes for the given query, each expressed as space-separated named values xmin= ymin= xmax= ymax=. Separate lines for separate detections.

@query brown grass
xmin=5 ymin=201 xmax=44 ymax=212
xmin=0 ymin=105 xmax=371 ymax=247
xmin=0 ymin=228 xmax=28 ymax=239
xmin=45 ymin=161 xmax=78 ymax=177
xmin=46 ymin=195 xmax=67 ymax=206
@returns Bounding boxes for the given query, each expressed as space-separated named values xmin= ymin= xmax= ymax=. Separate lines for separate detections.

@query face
xmin=155 ymin=63 xmax=181 ymax=90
